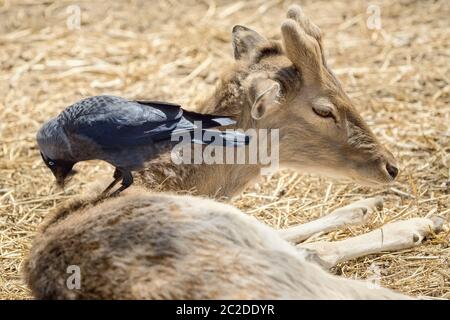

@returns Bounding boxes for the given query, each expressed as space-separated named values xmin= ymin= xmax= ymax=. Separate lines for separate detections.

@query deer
xmin=24 ymin=5 xmax=445 ymax=299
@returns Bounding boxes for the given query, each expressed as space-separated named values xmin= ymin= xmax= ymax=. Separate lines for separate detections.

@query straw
xmin=0 ymin=0 xmax=448 ymax=299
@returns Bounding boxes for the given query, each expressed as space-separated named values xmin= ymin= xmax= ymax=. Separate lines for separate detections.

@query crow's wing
xmin=62 ymin=96 xmax=186 ymax=148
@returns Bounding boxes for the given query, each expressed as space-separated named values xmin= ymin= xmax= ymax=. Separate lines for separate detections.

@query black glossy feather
xmin=60 ymin=96 xmax=236 ymax=148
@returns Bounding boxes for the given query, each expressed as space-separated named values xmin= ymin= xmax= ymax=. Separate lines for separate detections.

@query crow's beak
xmin=52 ymin=165 xmax=76 ymax=188
xmin=53 ymin=167 xmax=67 ymax=188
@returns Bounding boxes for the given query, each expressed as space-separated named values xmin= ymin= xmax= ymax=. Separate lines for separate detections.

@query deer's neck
xmin=135 ymin=67 xmax=262 ymax=199
xmin=196 ymin=67 xmax=254 ymax=127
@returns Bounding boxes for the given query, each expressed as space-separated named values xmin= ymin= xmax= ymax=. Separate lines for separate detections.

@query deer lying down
xmin=24 ymin=6 xmax=445 ymax=299
xmin=23 ymin=184 xmax=443 ymax=299
xmin=24 ymin=188 xmax=412 ymax=299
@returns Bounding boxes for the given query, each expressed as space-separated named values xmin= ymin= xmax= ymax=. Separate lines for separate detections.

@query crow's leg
xmin=101 ymin=168 xmax=122 ymax=196
xmin=109 ymin=171 xmax=134 ymax=197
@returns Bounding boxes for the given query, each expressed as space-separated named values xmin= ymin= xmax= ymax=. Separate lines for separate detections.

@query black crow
xmin=37 ymin=95 xmax=248 ymax=196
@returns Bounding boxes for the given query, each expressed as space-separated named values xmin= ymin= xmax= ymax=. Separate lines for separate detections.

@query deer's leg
xmin=297 ymin=216 xmax=446 ymax=269
xmin=278 ymin=197 xmax=383 ymax=243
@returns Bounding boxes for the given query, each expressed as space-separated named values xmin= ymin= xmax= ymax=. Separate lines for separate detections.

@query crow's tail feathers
xmin=177 ymin=129 xmax=250 ymax=147
xmin=172 ymin=110 xmax=249 ymax=147
xmin=197 ymin=129 xmax=250 ymax=147
xmin=182 ymin=110 xmax=237 ymax=128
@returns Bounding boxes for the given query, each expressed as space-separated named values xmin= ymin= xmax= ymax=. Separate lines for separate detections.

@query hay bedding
xmin=0 ymin=0 xmax=448 ymax=299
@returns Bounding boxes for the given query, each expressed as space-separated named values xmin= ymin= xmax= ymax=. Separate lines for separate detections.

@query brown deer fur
xmin=24 ymin=187 xmax=408 ymax=299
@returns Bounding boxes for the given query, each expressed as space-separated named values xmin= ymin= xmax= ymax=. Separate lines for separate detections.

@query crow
xmin=37 ymin=95 xmax=248 ymax=196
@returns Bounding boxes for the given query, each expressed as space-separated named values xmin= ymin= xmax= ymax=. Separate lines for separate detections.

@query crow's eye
xmin=48 ymin=161 xmax=55 ymax=166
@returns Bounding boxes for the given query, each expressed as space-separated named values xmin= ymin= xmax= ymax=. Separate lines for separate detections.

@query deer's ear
xmin=232 ymin=25 xmax=266 ymax=61
xmin=248 ymin=78 xmax=281 ymax=120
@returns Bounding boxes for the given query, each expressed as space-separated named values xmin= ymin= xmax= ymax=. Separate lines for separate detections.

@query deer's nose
xmin=386 ymin=162 xmax=399 ymax=179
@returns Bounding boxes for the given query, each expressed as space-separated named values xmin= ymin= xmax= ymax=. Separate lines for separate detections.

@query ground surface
xmin=0 ymin=0 xmax=449 ymax=299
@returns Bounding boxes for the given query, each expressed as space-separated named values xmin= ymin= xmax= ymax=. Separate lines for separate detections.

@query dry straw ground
xmin=0 ymin=0 xmax=449 ymax=299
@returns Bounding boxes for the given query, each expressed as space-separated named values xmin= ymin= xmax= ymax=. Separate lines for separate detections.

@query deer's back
xmin=24 ymin=190 xmax=407 ymax=299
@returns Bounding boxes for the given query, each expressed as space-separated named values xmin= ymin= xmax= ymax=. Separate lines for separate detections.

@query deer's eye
xmin=312 ymin=105 xmax=334 ymax=119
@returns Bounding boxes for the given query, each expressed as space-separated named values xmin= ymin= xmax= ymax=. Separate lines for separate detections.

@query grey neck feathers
xmin=37 ymin=118 xmax=72 ymax=160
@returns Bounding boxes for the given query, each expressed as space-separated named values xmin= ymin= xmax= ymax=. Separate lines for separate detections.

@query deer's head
xmin=231 ymin=5 xmax=398 ymax=185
